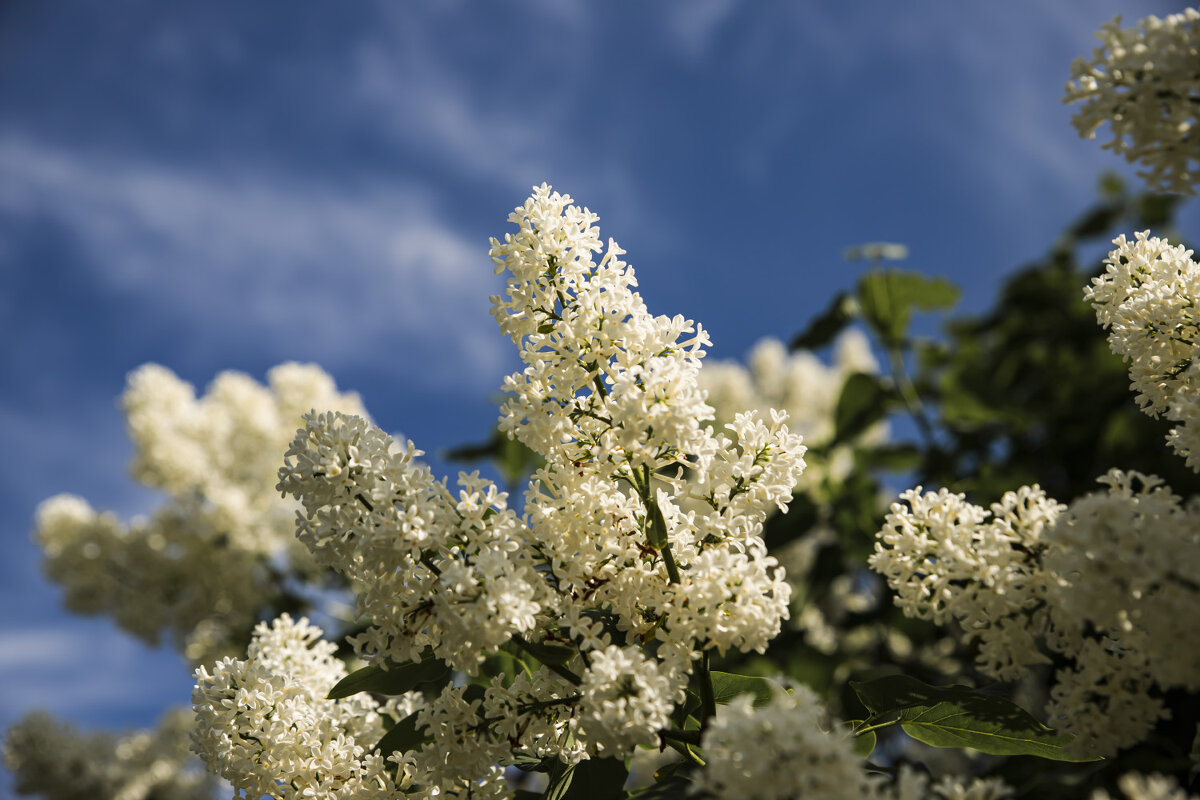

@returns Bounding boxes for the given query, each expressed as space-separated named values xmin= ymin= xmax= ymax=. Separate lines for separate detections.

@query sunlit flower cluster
xmin=1064 ymin=9 xmax=1200 ymax=194
xmin=3 ymin=708 xmax=214 ymax=800
xmin=1085 ymin=232 xmax=1200 ymax=469
xmin=35 ymin=363 xmax=365 ymax=663
xmin=250 ymin=185 xmax=808 ymax=795
xmin=191 ymin=615 xmax=405 ymax=800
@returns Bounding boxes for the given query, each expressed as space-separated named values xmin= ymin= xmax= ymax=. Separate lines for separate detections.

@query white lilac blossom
xmin=1085 ymin=232 xmax=1200 ymax=470
xmin=869 ymin=484 xmax=1062 ymax=681
xmin=265 ymin=185 xmax=808 ymax=792
xmin=577 ymin=645 xmax=678 ymax=753
xmin=695 ymin=679 xmax=875 ymax=800
xmin=3 ymin=708 xmax=215 ymax=800
xmin=191 ymin=614 xmax=404 ymax=800
xmin=1064 ymin=9 xmax=1200 ymax=194
xmin=872 ymin=468 xmax=1200 ymax=757
xmin=35 ymin=362 xmax=365 ymax=664
xmin=277 ymin=412 xmax=546 ymax=672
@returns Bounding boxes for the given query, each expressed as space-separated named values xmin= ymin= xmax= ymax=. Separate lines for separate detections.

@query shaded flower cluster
xmin=35 ymin=363 xmax=365 ymax=664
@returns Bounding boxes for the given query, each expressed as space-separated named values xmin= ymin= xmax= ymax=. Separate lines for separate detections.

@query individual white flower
xmin=696 ymin=679 xmax=873 ymax=800
xmin=1065 ymin=10 xmax=1200 ymax=194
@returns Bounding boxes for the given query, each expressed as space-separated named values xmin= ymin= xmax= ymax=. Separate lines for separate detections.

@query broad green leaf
xmin=709 ymin=672 xmax=775 ymax=707
xmin=790 ymin=292 xmax=854 ymax=351
xmin=373 ymin=711 xmax=429 ymax=758
xmin=857 ymin=270 xmax=960 ymax=346
xmin=851 ymin=675 xmax=1095 ymax=761
xmin=327 ymin=656 xmax=450 ymax=700
xmin=833 ymin=373 xmax=892 ymax=444
xmin=561 ymin=757 xmax=629 ymax=799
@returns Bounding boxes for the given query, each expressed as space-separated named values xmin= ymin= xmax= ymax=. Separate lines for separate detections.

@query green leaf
xmin=850 ymin=675 xmax=1096 ymax=761
xmin=847 ymin=721 xmax=877 ymax=759
xmin=561 ymin=757 xmax=629 ymax=799
xmin=646 ymin=497 xmax=669 ymax=550
xmin=857 ymin=270 xmax=960 ymax=346
xmin=545 ymin=761 xmax=577 ymax=800
xmin=855 ymin=443 xmax=921 ymax=472
xmin=373 ymin=710 xmax=429 ymax=758
xmin=790 ymin=292 xmax=854 ymax=351
xmin=327 ymin=656 xmax=451 ymax=700
xmin=709 ymin=672 xmax=775 ymax=707
xmin=833 ymin=373 xmax=892 ymax=444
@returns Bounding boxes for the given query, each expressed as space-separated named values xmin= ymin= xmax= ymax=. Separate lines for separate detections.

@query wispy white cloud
xmin=0 ymin=135 xmax=509 ymax=389
xmin=659 ymin=0 xmax=739 ymax=62
xmin=0 ymin=624 xmax=191 ymax=729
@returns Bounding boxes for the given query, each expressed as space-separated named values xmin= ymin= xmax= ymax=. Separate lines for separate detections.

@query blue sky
xmin=1 ymin=0 xmax=1197 ymax=780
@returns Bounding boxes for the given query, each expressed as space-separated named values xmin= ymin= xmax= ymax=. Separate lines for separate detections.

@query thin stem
xmin=886 ymin=347 xmax=937 ymax=447
xmin=852 ymin=718 xmax=901 ymax=737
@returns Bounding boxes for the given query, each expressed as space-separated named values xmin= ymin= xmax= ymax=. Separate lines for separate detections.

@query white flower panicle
xmin=278 ymin=410 xmax=545 ymax=671
xmin=489 ymin=185 xmax=715 ymax=473
xmin=191 ymin=615 xmax=400 ymax=800
xmin=1086 ymin=232 xmax=1200 ymax=469
xmin=261 ymin=186 xmax=809 ymax=792
xmin=869 ymin=484 xmax=1062 ymax=680
xmin=3 ymin=708 xmax=215 ymax=800
xmin=695 ymin=679 xmax=874 ymax=800
xmin=892 ymin=767 xmax=1014 ymax=800
xmin=1064 ymin=9 xmax=1200 ymax=194
xmin=1045 ymin=470 xmax=1200 ymax=692
xmin=872 ymin=469 xmax=1200 ymax=757
xmin=577 ymin=645 xmax=678 ymax=753
xmin=35 ymin=362 xmax=365 ymax=664
xmin=35 ymin=494 xmax=273 ymax=665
